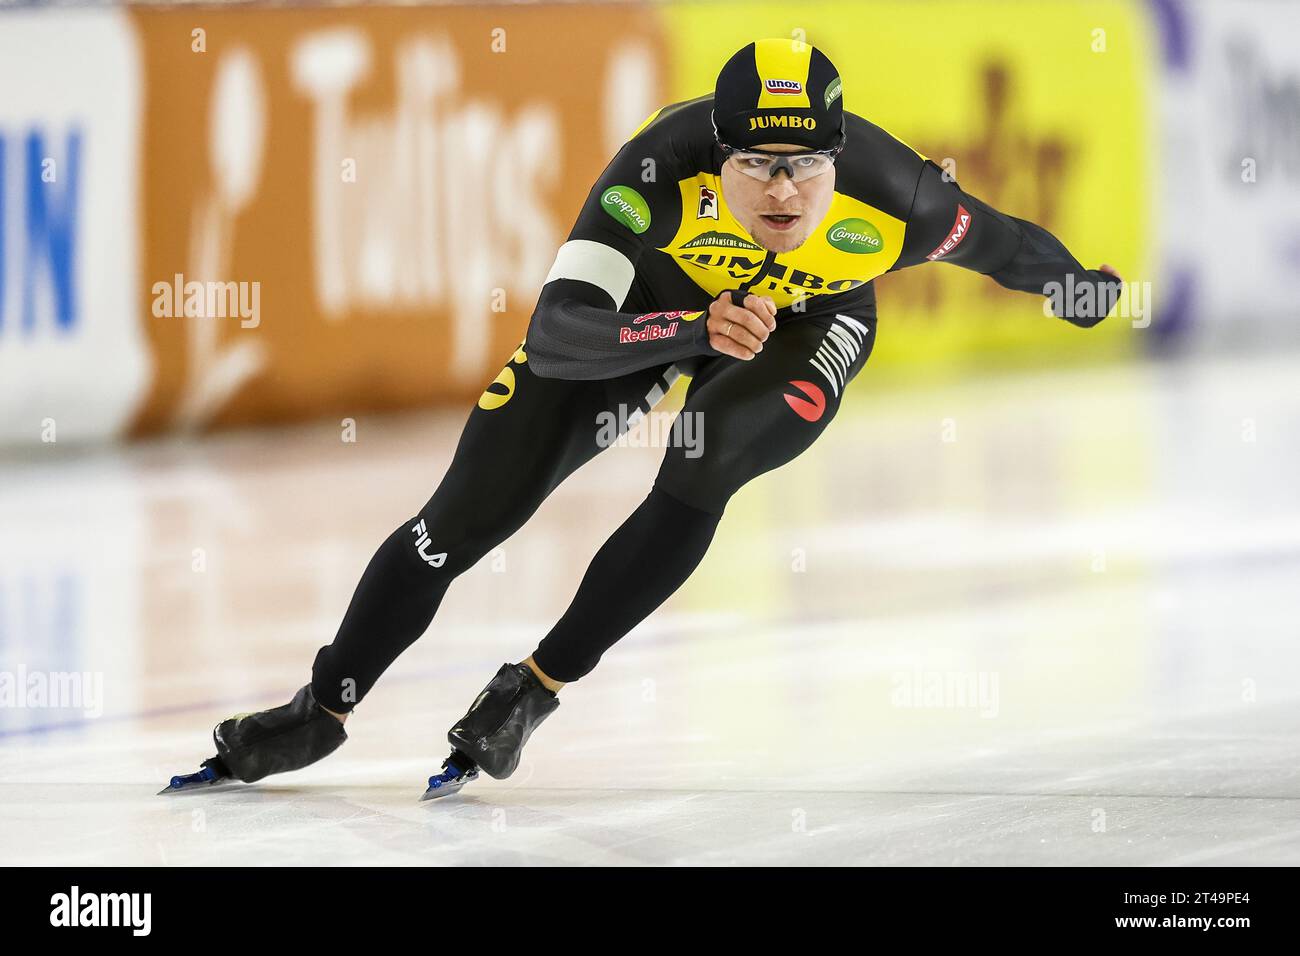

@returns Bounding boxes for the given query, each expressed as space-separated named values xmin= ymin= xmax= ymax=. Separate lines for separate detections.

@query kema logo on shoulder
xmin=601 ymin=185 xmax=651 ymax=234
xmin=826 ymin=218 xmax=884 ymax=254
xmin=926 ymin=205 xmax=971 ymax=261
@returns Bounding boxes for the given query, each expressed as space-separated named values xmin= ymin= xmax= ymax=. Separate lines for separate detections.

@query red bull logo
xmin=619 ymin=322 xmax=679 ymax=343
xmin=631 ymin=310 xmax=702 ymax=325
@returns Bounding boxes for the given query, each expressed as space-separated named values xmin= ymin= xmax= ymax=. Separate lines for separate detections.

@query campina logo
xmin=600 ymin=185 xmax=651 ymax=234
xmin=826 ymin=218 xmax=883 ymax=254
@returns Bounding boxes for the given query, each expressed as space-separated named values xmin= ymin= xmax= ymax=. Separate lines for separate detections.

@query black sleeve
xmin=892 ymin=160 xmax=1122 ymax=327
xmin=525 ymin=121 xmax=719 ymax=380
xmin=525 ymin=280 xmax=712 ymax=381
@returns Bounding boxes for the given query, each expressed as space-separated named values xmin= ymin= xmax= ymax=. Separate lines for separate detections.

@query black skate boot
xmin=446 ymin=662 xmax=559 ymax=780
xmin=159 ymin=684 xmax=347 ymax=794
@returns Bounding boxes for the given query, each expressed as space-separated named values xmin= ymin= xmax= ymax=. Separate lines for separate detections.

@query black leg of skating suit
xmin=532 ymin=314 xmax=875 ymax=681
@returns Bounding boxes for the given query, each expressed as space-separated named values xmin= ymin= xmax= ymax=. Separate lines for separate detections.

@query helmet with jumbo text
xmin=712 ymin=38 xmax=845 ymax=153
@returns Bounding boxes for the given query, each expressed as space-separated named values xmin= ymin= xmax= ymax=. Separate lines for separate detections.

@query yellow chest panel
xmin=660 ymin=175 xmax=905 ymax=308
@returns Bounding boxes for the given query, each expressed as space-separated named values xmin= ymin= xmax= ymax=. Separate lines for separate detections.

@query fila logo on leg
xmin=411 ymin=519 xmax=448 ymax=568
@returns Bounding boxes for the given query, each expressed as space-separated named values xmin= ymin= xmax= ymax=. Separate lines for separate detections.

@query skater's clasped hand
xmin=707 ymin=292 xmax=778 ymax=361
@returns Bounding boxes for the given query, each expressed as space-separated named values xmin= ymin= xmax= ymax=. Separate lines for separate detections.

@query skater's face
xmin=720 ymin=142 xmax=837 ymax=254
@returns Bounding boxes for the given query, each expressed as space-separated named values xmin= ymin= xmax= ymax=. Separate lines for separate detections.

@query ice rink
xmin=2 ymin=350 xmax=1299 ymax=866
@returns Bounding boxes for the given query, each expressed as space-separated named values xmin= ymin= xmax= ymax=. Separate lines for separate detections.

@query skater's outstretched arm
xmin=893 ymin=159 xmax=1124 ymax=326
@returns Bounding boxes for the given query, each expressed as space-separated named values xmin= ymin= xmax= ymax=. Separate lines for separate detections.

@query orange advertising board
xmin=130 ymin=4 xmax=668 ymax=434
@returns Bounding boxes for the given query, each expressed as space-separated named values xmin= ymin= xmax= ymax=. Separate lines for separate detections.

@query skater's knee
xmin=655 ymin=398 xmax=833 ymax=514
xmin=403 ymin=513 xmax=460 ymax=574
xmin=404 ymin=505 xmax=517 ymax=579
xmin=654 ymin=447 xmax=746 ymax=515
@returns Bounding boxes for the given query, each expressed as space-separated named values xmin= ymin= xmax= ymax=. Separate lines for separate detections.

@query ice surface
xmin=2 ymin=353 xmax=1298 ymax=865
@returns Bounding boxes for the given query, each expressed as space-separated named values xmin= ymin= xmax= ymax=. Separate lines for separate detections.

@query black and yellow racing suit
xmin=524 ymin=93 xmax=1117 ymax=380
xmin=310 ymin=95 xmax=1119 ymax=700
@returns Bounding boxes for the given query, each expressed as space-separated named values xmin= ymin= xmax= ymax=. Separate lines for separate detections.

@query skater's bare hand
xmin=707 ymin=292 xmax=777 ymax=361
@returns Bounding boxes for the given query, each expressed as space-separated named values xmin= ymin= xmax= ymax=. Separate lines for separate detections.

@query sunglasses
xmin=716 ymin=137 xmax=845 ymax=183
